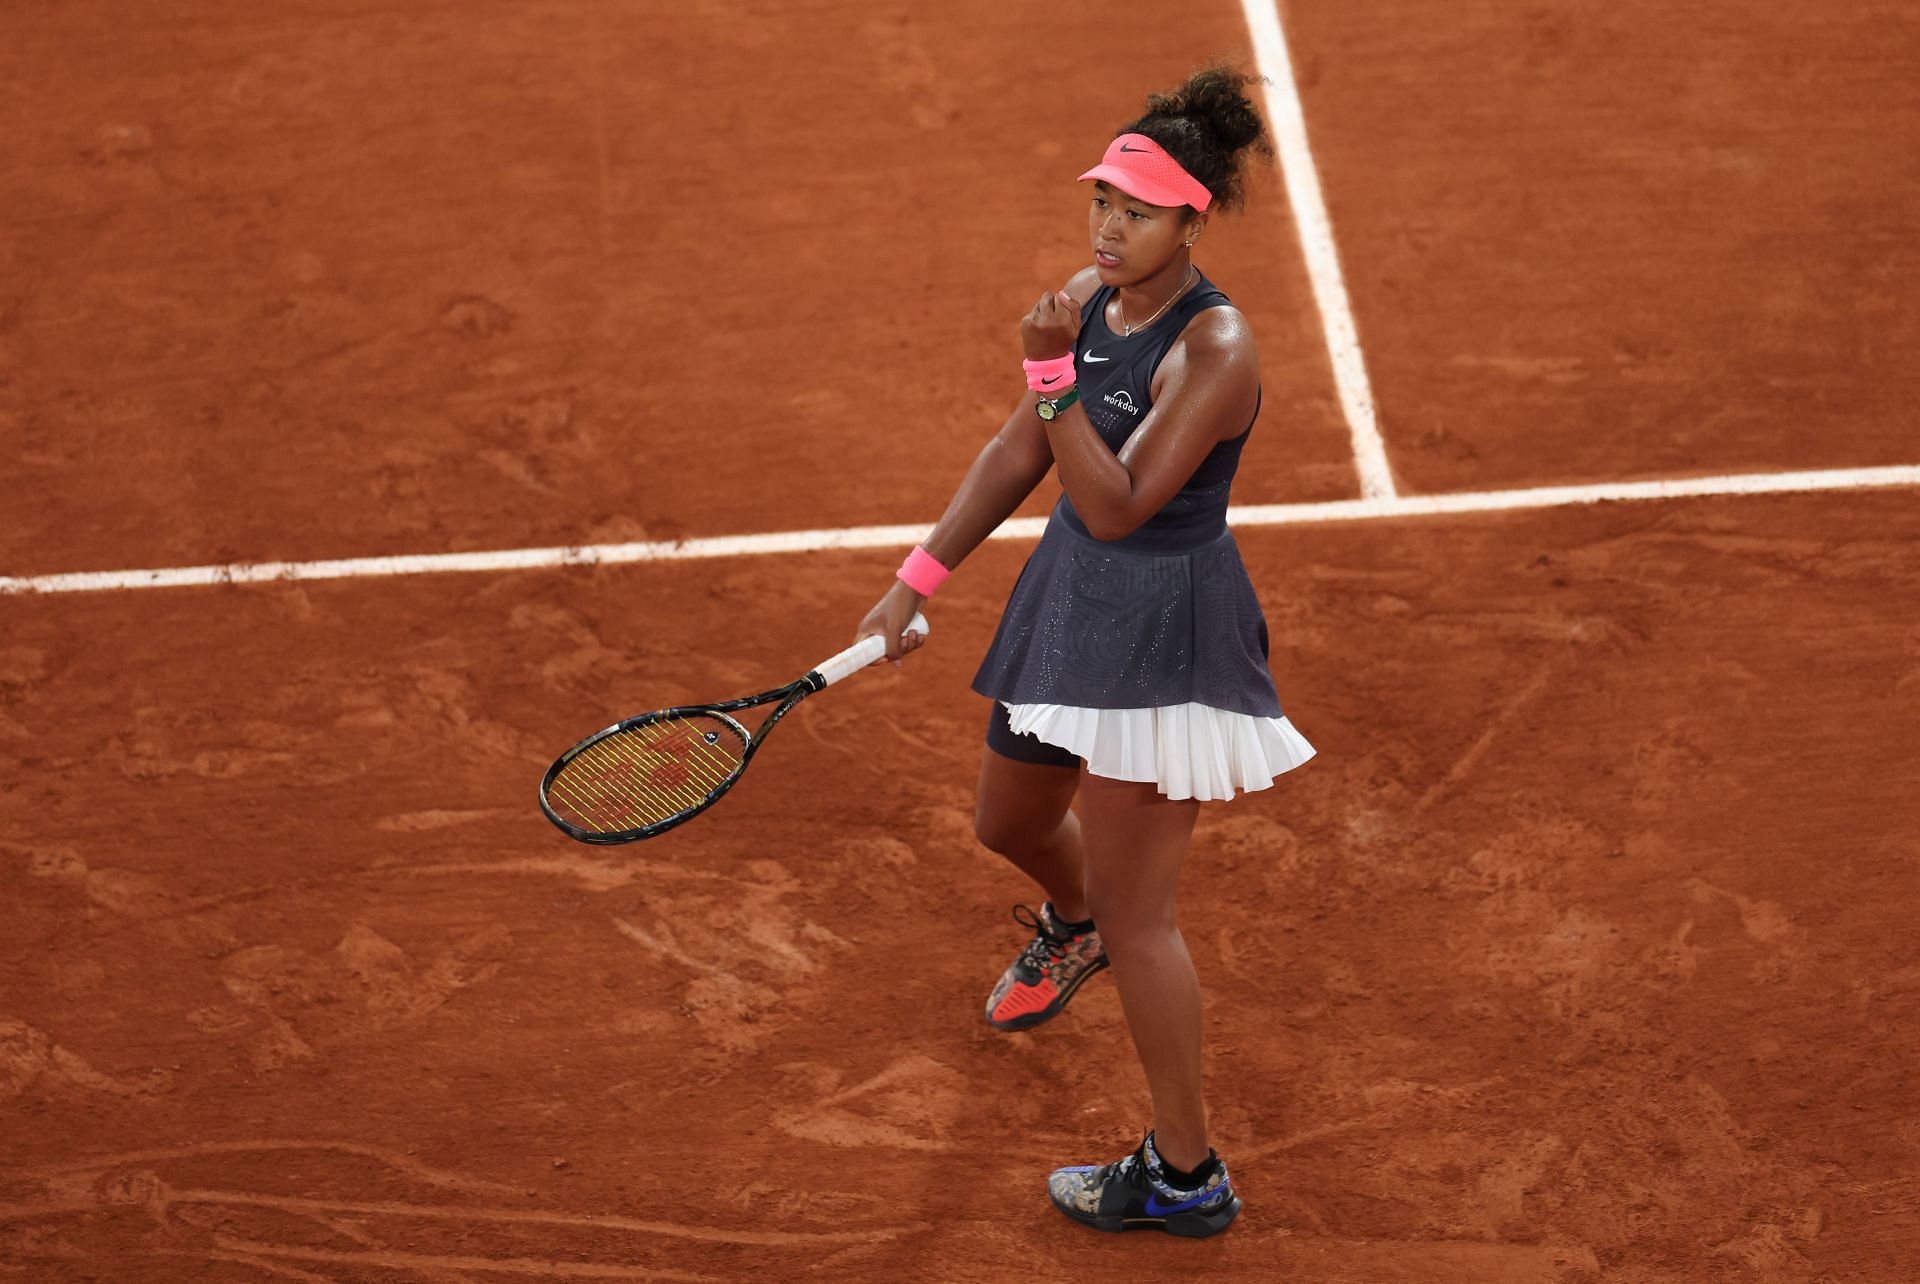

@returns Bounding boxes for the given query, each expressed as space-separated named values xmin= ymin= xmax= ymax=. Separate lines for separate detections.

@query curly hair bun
xmin=1122 ymin=64 xmax=1275 ymax=214
xmin=1144 ymin=66 xmax=1271 ymax=156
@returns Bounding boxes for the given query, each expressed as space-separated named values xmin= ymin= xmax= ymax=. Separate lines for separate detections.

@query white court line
xmin=5 ymin=465 xmax=1916 ymax=596
xmin=1240 ymin=0 xmax=1398 ymax=500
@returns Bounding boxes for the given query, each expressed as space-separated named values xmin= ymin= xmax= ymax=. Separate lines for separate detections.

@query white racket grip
xmin=815 ymin=612 xmax=931 ymax=688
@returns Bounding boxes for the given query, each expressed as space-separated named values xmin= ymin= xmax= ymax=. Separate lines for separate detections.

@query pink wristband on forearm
xmin=896 ymin=545 xmax=950 ymax=597
xmin=1022 ymin=353 xmax=1077 ymax=393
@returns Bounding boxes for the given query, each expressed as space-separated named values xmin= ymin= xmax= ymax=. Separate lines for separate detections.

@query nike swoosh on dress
xmin=1082 ymin=351 xmax=1110 ymax=362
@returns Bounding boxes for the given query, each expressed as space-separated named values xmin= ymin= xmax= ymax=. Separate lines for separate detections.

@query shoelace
xmin=1098 ymin=1144 xmax=1153 ymax=1195
xmin=1009 ymin=903 xmax=1074 ymax=979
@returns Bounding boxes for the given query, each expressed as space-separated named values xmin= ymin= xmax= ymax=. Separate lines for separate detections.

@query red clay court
xmin=3 ymin=1 xmax=1917 ymax=1280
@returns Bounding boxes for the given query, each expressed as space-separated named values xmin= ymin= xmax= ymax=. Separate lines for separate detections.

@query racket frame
xmin=538 ymin=673 xmax=826 ymax=844
xmin=538 ymin=612 xmax=926 ymax=845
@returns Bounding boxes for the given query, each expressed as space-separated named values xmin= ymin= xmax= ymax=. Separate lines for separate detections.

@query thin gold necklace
xmin=1120 ymin=264 xmax=1197 ymax=337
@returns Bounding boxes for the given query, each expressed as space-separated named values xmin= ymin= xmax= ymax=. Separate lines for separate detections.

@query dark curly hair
xmin=1117 ymin=64 xmax=1275 ymax=218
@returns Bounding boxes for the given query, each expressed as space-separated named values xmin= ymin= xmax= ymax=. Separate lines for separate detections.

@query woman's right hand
xmin=855 ymin=579 xmax=930 ymax=666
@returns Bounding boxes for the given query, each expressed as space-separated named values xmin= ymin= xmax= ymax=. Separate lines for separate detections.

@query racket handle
xmin=815 ymin=612 xmax=931 ymax=688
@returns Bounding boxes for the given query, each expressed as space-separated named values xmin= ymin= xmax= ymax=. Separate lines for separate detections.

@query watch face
xmin=1037 ymin=400 xmax=1058 ymax=420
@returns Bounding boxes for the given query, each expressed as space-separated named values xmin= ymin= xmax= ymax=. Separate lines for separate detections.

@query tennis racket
xmin=538 ymin=613 xmax=929 ymax=844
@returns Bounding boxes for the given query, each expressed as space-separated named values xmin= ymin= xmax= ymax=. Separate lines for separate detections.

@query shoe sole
xmin=1051 ymin=1193 xmax=1243 ymax=1238
xmin=985 ymin=956 xmax=1110 ymax=1032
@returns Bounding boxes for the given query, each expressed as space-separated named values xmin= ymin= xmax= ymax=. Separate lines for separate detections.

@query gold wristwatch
xmin=1035 ymin=387 xmax=1081 ymax=421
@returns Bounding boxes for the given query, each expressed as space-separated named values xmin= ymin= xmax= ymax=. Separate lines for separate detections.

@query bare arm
xmin=850 ymin=401 xmax=1049 ymax=662
xmin=1038 ymin=305 xmax=1260 ymax=542
xmin=853 ymin=270 xmax=1104 ymax=660
xmin=916 ymin=403 xmax=1050 ymax=563
xmin=922 ymin=266 xmax=1105 ymax=564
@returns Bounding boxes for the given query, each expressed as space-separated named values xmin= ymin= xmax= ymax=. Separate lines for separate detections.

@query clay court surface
xmin=2 ymin=1 xmax=1917 ymax=1281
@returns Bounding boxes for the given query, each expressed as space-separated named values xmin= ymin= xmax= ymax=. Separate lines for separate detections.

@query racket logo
xmin=655 ymin=726 xmax=697 ymax=754
xmin=589 ymin=763 xmax=638 ymax=789
xmin=648 ymin=761 xmax=691 ymax=791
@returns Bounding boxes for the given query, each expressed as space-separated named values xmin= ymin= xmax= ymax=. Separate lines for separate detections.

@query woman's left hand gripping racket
xmin=539 ymin=614 xmax=929 ymax=844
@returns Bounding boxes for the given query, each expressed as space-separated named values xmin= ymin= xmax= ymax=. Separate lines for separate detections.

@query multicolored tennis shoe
xmin=984 ymin=901 xmax=1108 ymax=1031
xmin=1048 ymin=1131 xmax=1241 ymax=1237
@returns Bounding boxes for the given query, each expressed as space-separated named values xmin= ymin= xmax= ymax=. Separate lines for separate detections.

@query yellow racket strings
xmin=547 ymin=716 xmax=745 ymax=833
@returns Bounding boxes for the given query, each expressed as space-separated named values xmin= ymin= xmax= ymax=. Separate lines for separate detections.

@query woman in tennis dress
xmin=854 ymin=66 xmax=1314 ymax=1238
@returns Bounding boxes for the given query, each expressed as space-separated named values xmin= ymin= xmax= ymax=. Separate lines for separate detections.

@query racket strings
xmin=546 ymin=714 xmax=746 ymax=834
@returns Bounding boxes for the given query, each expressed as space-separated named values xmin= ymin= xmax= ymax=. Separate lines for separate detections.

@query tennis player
xmin=854 ymin=66 xmax=1315 ymax=1237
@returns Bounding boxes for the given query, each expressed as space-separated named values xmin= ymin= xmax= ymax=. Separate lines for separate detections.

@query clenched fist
xmin=1021 ymin=289 xmax=1082 ymax=361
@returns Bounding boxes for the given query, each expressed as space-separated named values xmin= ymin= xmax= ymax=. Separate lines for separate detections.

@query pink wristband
xmin=1022 ymin=353 xmax=1077 ymax=393
xmin=896 ymin=545 xmax=950 ymax=597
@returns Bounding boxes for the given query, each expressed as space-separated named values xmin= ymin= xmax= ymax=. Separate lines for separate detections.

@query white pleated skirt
xmin=1002 ymin=700 xmax=1317 ymax=802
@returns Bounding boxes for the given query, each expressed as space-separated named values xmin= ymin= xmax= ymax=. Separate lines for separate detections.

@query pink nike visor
xmin=1078 ymin=133 xmax=1213 ymax=211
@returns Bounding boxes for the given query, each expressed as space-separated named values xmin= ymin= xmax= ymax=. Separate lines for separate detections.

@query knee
xmin=973 ymin=803 xmax=1028 ymax=857
xmin=1083 ymin=881 xmax=1177 ymax=949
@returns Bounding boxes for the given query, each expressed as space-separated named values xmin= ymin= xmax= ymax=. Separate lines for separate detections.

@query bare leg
xmin=1075 ymin=769 xmax=1209 ymax=1172
xmin=974 ymin=746 xmax=1088 ymax=923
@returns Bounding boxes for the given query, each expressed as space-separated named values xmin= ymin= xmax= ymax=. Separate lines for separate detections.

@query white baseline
xmin=5 ymin=465 xmax=1916 ymax=597
xmin=1239 ymin=0 xmax=1397 ymax=500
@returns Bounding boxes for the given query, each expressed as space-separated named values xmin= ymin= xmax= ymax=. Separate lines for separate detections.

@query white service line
xmin=5 ymin=465 xmax=1916 ymax=597
xmin=1240 ymin=0 xmax=1398 ymax=500
xmin=1228 ymin=463 xmax=1920 ymax=524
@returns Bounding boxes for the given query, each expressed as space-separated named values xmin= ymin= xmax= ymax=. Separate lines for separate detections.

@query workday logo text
xmin=1103 ymin=388 xmax=1140 ymax=416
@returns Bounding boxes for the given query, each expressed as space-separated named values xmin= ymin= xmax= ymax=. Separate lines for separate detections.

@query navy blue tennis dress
xmin=970 ymin=269 xmax=1315 ymax=801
